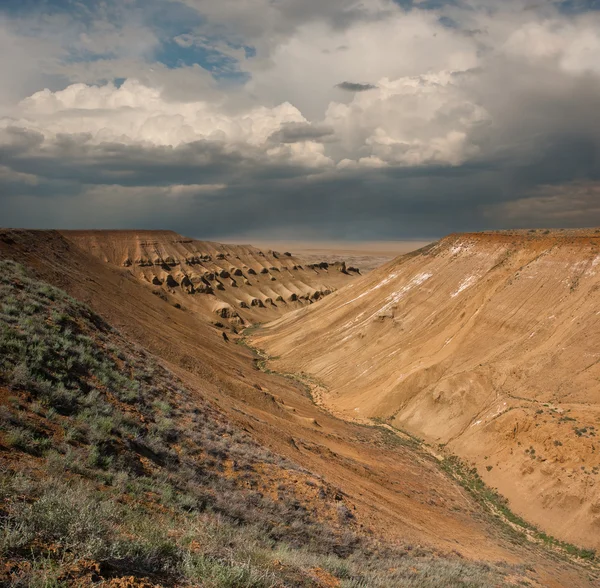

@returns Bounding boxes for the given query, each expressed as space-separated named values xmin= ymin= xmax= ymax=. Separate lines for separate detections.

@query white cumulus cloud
xmin=3 ymin=0 xmax=600 ymax=235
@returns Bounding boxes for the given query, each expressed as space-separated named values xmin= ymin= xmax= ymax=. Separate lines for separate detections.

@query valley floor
xmin=244 ymin=332 xmax=598 ymax=571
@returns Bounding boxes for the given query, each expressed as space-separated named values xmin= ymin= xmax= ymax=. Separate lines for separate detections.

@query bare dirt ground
xmin=253 ymin=229 xmax=600 ymax=554
xmin=1 ymin=228 xmax=597 ymax=586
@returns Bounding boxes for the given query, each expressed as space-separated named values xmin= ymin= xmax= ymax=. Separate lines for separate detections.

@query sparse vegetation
xmin=0 ymin=260 xmax=526 ymax=586
xmin=441 ymin=455 xmax=596 ymax=562
xmin=241 ymin=326 xmax=600 ymax=579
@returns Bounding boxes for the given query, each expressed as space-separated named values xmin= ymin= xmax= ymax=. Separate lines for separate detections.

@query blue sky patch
xmin=155 ymin=38 xmax=250 ymax=82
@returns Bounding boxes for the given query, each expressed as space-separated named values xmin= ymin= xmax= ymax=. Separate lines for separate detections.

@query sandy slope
xmin=60 ymin=230 xmax=358 ymax=327
xmin=1 ymin=228 xmax=595 ymax=586
xmin=254 ymin=229 xmax=600 ymax=550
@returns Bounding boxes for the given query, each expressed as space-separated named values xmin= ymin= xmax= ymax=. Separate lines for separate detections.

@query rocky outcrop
xmin=165 ymin=275 xmax=179 ymax=288
xmin=59 ymin=230 xmax=359 ymax=326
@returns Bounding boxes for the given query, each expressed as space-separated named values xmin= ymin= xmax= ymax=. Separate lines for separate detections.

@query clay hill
xmin=253 ymin=229 xmax=600 ymax=554
xmin=61 ymin=230 xmax=358 ymax=327
xmin=0 ymin=228 xmax=598 ymax=587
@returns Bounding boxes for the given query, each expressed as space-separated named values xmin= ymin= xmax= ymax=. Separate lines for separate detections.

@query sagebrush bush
xmin=1 ymin=482 xmax=116 ymax=557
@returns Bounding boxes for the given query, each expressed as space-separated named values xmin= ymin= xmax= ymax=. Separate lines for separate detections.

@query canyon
xmin=1 ymin=227 xmax=598 ymax=586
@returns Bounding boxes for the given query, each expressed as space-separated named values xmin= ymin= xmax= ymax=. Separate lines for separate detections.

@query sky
xmin=1 ymin=0 xmax=600 ymax=240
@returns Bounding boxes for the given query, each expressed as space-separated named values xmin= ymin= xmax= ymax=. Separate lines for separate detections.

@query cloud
xmin=268 ymin=122 xmax=335 ymax=143
xmin=178 ymin=0 xmax=395 ymax=50
xmin=10 ymin=79 xmax=308 ymax=148
xmin=326 ymin=72 xmax=489 ymax=167
xmin=0 ymin=17 xmax=65 ymax=110
xmin=2 ymin=0 xmax=600 ymax=237
xmin=485 ymin=181 xmax=600 ymax=226
xmin=335 ymin=81 xmax=377 ymax=92
xmin=1 ymin=70 xmax=487 ymax=177
xmin=0 ymin=165 xmax=38 ymax=186
xmin=243 ymin=7 xmax=478 ymax=119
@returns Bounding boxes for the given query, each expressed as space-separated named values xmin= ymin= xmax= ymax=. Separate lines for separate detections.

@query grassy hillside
xmin=0 ymin=259 xmax=534 ymax=586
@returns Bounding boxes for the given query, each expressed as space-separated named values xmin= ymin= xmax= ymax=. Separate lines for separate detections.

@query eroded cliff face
xmin=61 ymin=230 xmax=358 ymax=327
xmin=254 ymin=229 xmax=600 ymax=550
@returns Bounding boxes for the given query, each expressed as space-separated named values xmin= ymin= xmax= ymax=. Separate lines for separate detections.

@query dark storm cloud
xmin=3 ymin=1 xmax=600 ymax=238
xmin=0 ymin=163 xmax=491 ymax=237
xmin=193 ymin=141 xmax=600 ymax=241
xmin=485 ymin=181 xmax=600 ymax=226
xmin=0 ymin=125 xmax=324 ymax=189
xmin=335 ymin=81 xmax=377 ymax=92
xmin=3 ymin=121 xmax=600 ymax=238
xmin=161 ymin=165 xmax=515 ymax=241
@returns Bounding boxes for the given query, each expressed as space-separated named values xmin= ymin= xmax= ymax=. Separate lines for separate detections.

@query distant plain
xmin=221 ymin=240 xmax=433 ymax=273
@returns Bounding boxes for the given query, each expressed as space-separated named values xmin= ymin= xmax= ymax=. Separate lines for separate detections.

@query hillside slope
xmin=0 ymin=259 xmax=366 ymax=586
xmin=61 ymin=230 xmax=358 ymax=327
xmin=253 ymin=229 xmax=600 ymax=551
xmin=1 ymin=228 xmax=597 ymax=587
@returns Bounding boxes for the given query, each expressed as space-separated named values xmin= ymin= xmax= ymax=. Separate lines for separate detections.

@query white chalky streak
xmin=338 ymin=272 xmax=433 ymax=340
xmin=451 ymin=275 xmax=478 ymax=298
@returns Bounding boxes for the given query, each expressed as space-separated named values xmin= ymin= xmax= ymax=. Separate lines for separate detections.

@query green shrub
xmin=5 ymin=427 xmax=52 ymax=456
